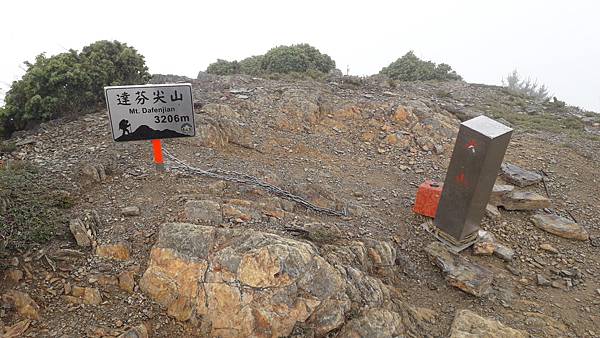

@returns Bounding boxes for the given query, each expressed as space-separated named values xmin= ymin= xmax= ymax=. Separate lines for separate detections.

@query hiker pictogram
xmin=119 ymin=119 xmax=131 ymax=136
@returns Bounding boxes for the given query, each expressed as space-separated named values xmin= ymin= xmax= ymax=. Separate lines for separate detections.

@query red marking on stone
xmin=456 ymin=172 xmax=466 ymax=186
xmin=465 ymin=139 xmax=477 ymax=150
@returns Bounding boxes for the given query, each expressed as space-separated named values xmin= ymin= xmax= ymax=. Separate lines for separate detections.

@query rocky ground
xmin=1 ymin=74 xmax=600 ymax=337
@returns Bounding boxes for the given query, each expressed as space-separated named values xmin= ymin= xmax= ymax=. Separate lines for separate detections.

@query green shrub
xmin=239 ymin=55 xmax=264 ymax=76
xmin=205 ymin=43 xmax=336 ymax=77
xmin=206 ymin=59 xmax=240 ymax=75
xmin=262 ymin=44 xmax=335 ymax=74
xmin=0 ymin=161 xmax=71 ymax=253
xmin=1 ymin=40 xmax=150 ymax=138
xmin=379 ymin=51 xmax=462 ymax=81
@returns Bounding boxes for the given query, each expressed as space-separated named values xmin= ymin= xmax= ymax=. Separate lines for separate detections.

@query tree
xmin=1 ymin=40 xmax=150 ymax=138
xmin=379 ymin=51 xmax=462 ymax=81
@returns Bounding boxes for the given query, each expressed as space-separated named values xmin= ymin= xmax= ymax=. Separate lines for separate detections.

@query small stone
xmin=2 ymin=319 xmax=31 ymax=337
xmin=121 ymin=206 xmax=140 ymax=217
xmin=485 ymin=204 xmax=501 ymax=220
xmin=551 ymin=281 xmax=563 ymax=289
xmin=501 ymin=162 xmax=542 ymax=187
xmin=425 ymin=242 xmax=493 ymax=297
xmin=70 ymin=286 xmax=102 ymax=305
xmin=117 ymin=323 xmax=149 ymax=338
xmin=69 ymin=218 xmax=94 ymax=247
xmin=118 ymin=270 xmax=136 ymax=293
xmin=531 ymin=214 xmax=589 ymax=241
xmin=2 ymin=290 xmax=40 ymax=320
xmin=9 ymin=257 xmax=19 ymax=267
xmin=434 ymin=144 xmax=444 ymax=155
xmin=540 ymin=243 xmax=559 ymax=253
xmin=96 ymin=274 xmax=118 ymax=286
xmin=96 ymin=243 xmax=131 ymax=260
xmin=537 ymin=274 xmax=551 ymax=286
xmin=505 ymin=264 xmax=521 ymax=276
xmin=500 ymin=191 xmax=551 ymax=210
xmin=473 ymin=242 xmax=495 ymax=255
xmin=493 ymin=244 xmax=514 ymax=262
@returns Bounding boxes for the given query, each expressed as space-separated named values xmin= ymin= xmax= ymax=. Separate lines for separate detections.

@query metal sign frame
xmin=104 ymin=83 xmax=195 ymax=142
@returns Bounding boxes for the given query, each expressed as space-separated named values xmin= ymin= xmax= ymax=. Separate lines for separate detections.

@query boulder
xmin=531 ymin=214 xmax=589 ymax=241
xmin=450 ymin=309 xmax=528 ymax=338
xmin=501 ymin=163 xmax=542 ymax=187
xmin=140 ymin=223 xmax=346 ymax=337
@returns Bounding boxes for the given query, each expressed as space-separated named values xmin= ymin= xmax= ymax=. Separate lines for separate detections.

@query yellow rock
xmin=238 ymin=247 xmax=293 ymax=288
xmin=70 ymin=286 xmax=102 ymax=305
xmin=392 ymin=106 xmax=410 ymax=123
xmin=96 ymin=243 xmax=130 ymax=260
xmin=360 ymin=131 xmax=375 ymax=143
xmin=384 ymin=133 xmax=398 ymax=145
xmin=118 ymin=270 xmax=135 ymax=293
xmin=2 ymin=290 xmax=40 ymax=320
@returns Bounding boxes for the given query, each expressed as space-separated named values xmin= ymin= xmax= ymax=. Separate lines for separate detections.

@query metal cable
xmin=162 ymin=147 xmax=347 ymax=217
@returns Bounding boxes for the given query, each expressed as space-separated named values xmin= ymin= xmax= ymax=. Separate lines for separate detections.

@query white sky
xmin=2 ymin=0 xmax=599 ymax=112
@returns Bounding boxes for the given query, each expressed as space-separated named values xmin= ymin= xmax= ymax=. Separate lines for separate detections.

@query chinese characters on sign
xmin=104 ymin=84 xmax=195 ymax=142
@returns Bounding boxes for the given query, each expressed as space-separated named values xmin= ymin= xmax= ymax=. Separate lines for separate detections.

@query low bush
xmin=0 ymin=161 xmax=72 ymax=254
xmin=379 ymin=51 xmax=462 ymax=81
xmin=204 ymin=43 xmax=336 ymax=78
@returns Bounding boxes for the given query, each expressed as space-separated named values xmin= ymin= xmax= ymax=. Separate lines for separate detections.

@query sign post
xmin=151 ymin=139 xmax=165 ymax=171
xmin=104 ymin=83 xmax=195 ymax=170
xmin=433 ymin=116 xmax=512 ymax=251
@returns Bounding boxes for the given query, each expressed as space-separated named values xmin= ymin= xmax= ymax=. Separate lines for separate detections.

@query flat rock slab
xmin=501 ymin=162 xmax=542 ymax=187
xmin=450 ymin=309 xmax=528 ymax=338
xmin=489 ymin=184 xmax=514 ymax=206
xmin=425 ymin=242 xmax=493 ymax=297
xmin=500 ymin=191 xmax=551 ymax=210
xmin=531 ymin=214 xmax=589 ymax=241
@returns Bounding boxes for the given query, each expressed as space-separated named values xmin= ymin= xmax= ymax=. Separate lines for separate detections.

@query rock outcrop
xmin=140 ymin=223 xmax=431 ymax=337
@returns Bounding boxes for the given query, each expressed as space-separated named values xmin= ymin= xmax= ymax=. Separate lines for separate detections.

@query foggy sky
xmin=2 ymin=0 xmax=599 ymax=112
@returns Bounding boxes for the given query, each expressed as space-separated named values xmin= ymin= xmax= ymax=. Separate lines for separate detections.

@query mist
xmin=2 ymin=0 xmax=599 ymax=111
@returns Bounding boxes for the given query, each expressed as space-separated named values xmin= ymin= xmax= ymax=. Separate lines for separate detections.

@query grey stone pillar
xmin=434 ymin=116 xmax=513 ymax=246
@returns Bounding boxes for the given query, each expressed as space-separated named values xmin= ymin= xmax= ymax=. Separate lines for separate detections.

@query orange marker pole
xmin=151 ymin=139 xmax=164 ymax=171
